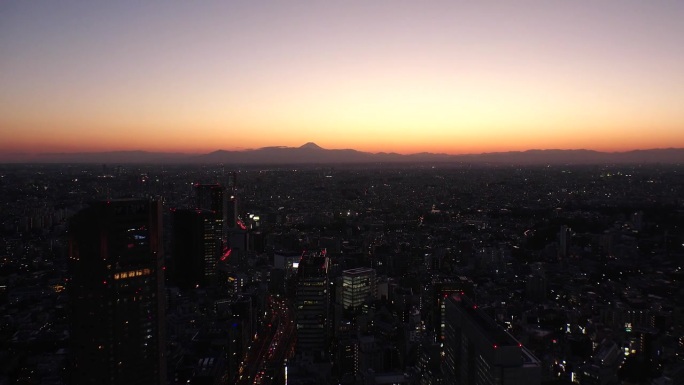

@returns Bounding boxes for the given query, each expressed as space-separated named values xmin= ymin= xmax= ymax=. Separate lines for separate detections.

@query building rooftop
xmin=452 ymin=293 xmax=521 ymax=347
xmin=342 ymin=267 xmax=375 ymax=275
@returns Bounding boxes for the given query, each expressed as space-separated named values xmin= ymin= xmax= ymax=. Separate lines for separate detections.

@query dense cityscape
xmin=3 ymin=1 xmax=684 ymax=384
xmin=0 ymin=161 xmax=682 ymax=385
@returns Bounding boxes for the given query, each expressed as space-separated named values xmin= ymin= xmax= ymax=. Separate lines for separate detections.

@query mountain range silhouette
xmin=5 ymin=143 xmax=684 ymax=164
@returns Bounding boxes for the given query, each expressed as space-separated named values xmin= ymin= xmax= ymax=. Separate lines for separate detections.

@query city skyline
xmin=2 ymin=1 xmax=683 ymax=158
xmin=2 ymin=162 xmax=683 ymax=384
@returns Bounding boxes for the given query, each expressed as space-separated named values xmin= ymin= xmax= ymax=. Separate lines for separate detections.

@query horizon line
xmin=5 ymin=144 xmax=684 ymax=158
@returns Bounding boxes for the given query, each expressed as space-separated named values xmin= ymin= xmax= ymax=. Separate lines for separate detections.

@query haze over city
xmin=2 ymin=1 xmax=684 ymax=158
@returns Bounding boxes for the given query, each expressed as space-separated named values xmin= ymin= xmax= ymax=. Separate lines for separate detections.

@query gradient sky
xmin=1 ymin=1 xmax=683 ymax=156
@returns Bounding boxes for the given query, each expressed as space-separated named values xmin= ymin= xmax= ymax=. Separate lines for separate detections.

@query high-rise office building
xmin=226 ymin=172 xmax=239 ymax=229
xmin=433 ymin=279 xmax=472 ymax=342
xmin=340 ymin=267 xmax=376 ymax=310
xmin=226 ymin=194 xmax=238 ymax=229
xmin=171 ymin=208 xmax=221 ymax=289
xmin=68 ymin=199 xmax=166 ymax=385
xmin=294 ymin=251 xmax=329 ymax=356
xmin=443 ymin=294 xmax=540 ymax=385
xmin=195 ymin=183 xmax=227 ymax=238
xmin=227 ymin=171 xmax=237 ymax=188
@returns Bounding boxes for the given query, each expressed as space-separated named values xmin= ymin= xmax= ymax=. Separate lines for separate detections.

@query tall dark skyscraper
xmin=433 ymin=279 xmax=471 ymax=343
xmin=294 ymin=251 xmax=330 ymax=357
xmin=226 ymin=193 xmax=238 ymax=229
xmin=171 ymin=208 xmax=221 ymax=289
xmin=194 ymin=183 xmax=227 ymax=238
xmin=225 ymin=172 xmax=239 ymax=229
xmin=68 ymin=199 xmax=166 ymax=385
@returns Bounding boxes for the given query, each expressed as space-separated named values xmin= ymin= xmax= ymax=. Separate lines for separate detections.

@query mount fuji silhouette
xmin=299 ymin=142 xmax=323 ymax=150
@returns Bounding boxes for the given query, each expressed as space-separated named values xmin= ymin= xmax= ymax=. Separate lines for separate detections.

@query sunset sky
xmin=1 ymin=1 xmax=683 ymax=157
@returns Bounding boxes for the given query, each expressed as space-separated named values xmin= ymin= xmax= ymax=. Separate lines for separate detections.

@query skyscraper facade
xmin=195 ymin=183 xmax=227 ymax=239
xmin=226 ymin=193 xmax=238 ymax=229
xmin=226 ymin=172 xmax=239 ymax=229
xmin=433 ymin=279 xmax=471 ymax=342
xmin=340 ymin=267 xmax=376 ymax=310
xmin=443 ymin=294 xmax=540 ymax=385
xmin=171 ymin=208 xmax=221 ymax=289
xmin=294 ymin=251 xmax=330 ymax=357
xmin=68 ymin=199 xmax=166 ymax=385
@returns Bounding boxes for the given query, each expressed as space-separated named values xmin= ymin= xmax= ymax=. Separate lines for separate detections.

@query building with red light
xmin=443 ymin=294 xmax=540 ymax=385
xmin=433 ymin=278 xmax=473 ymax=342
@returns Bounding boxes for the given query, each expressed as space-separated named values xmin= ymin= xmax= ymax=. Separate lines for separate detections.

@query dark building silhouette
xmin=443 ymin=294 xmax=541 ymax=385
xmin=433 ymin=279 xmax=472 ymax=342
xmin=68 ymin=199 xmax=166 ymax=385
xmin=171 ymin=208 xmax=221 ymax=289
xmin=525 ymin=262 xmax=547 ymax=303
xmin=194 ymin=183 xmax=227 ymax=238
xmin=226 ymin=171 xmax=237 ymax=190
xmin=525 ymin=274 xmax=547 ymax=302
xmin=578 ymin=339 xmax=621 ymax=385
xmin=225 ymin=172 xmax=239 ymax=229
xmin=226 ymin=194 xmax=238 ymax=229
xmin=228 ymin=295 xmax=255 ymax=375
xmin=294 ymin=251 xmax=330 ymax=357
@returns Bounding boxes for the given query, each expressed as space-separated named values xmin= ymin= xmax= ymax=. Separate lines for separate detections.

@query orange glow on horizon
xmin=2 ymin=121 xmax=682 ymax=157
xmin=2 ymin=2 xmax=684 ymax=159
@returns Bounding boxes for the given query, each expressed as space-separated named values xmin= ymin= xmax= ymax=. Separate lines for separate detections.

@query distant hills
xmin=5 ymin=143 xmax=684 ymax=165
